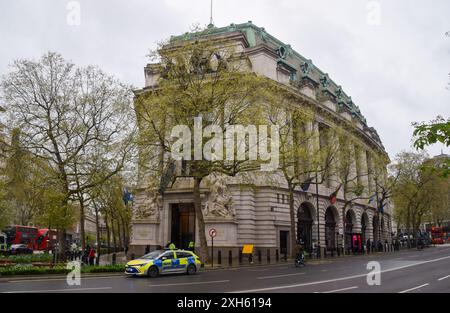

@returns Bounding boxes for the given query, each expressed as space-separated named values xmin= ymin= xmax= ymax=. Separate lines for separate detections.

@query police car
xmin=125 ymin=249 xmax=202 ymax=278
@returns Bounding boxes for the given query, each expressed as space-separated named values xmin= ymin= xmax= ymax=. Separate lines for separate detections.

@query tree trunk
xmin=193 ymin=176 xmax=209 ymax=263
xmin=78 ymin=193 xmax=86 ymax=251
xmin=104 ymin=211 xmax=111 ymax=254
xmin=111 ymin=214 xmax=117 ymax=252
xmin=288 ymin=184 xmax=297 ymax=258
xmin=116 ymin=217 xmax=122 ymax=250
xmin=121 ymin=214 xmax=127 ymax=248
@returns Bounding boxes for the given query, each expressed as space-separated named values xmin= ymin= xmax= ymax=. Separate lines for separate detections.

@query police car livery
xmin=125 ymin=249 xmax=202 ymax=278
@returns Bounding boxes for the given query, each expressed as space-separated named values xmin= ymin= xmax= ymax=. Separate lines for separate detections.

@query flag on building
xmin=329 ymin=184 xmax=342 ymax=205
xmin=301 ymin=177 xmax=314 ymax=192
xmin=367 ymin=193 xmax=376 ymax=204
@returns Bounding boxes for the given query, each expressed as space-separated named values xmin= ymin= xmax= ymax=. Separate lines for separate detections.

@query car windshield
xmin=140 ymin=250 xmax=163 ymax=260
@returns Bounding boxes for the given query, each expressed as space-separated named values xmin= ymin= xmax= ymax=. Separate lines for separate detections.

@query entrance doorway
xmin=325 ymin=207 xmax=336 ymax=253
xmin=170 ymin=203 xmax=195 ymax=250
xmin=280 ymin=231 xmax=289 ymax=259
xmin=298 ymin=202 xmax=313 ymax=253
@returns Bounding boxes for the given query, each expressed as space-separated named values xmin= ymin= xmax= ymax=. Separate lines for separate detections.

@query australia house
xmin=129 ymin=22 xmax=393 ymax=260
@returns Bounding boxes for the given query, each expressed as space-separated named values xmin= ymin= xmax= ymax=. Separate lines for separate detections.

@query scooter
xmin=295 ymin=252 xmax=306 ymax=267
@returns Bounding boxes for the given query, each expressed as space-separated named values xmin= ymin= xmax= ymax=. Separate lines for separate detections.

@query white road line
xmin=7 ymin=275 xmax=124 ymax=283
xmin=230 ymin=254 xmax=450 ymax=293
xmin=322 ymin=286 xmax=358 ymax=293
xmin=3 ymin=287 xmax=112 ymax=293
xmin=399 ymin=283 xmax=430 ymax=294
xmin=438 ymin=275 xmax=450 ymax=281
xmin=149 ymin=280 xmax=229 ymax=287
xmin=257 ymin=273 xmax=306 ymax=280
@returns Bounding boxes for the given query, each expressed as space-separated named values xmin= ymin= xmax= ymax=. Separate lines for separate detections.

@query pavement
xmin=1 ymin=245 xmax=449 ymax=293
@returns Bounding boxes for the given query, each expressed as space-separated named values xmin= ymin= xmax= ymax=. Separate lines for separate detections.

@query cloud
xmin=0 ymin=0 xmax=449 ymax=159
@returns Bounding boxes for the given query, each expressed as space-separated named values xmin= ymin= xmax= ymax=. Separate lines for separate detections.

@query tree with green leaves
xmin=413 ymin=116 xmax=450 ymax=177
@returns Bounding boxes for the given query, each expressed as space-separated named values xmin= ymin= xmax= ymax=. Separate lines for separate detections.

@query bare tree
xmin=1 ymin=52 xmax=136 ymax=257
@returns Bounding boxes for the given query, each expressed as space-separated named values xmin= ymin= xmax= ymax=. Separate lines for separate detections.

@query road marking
xmin=4 ymin=287 xmax=112 ymax=293
xmin=7 ymin=275 xmax=124 ymax=283
xmin=248 ymin=269 xmax=269 ymax=272
xmin=149 ymin=280 xmax=229 ymax=287
xmin=230 ymin=255 xmax=450 ymax=293
xmin=438 ymin=275 xmax=450 ymax=281
xmin=399 ymin=283 xmax=429 ymax=293
xmin=257 ymin=272 xmax=305 ymax=280
xmin=321 ymin=286 xmax=358 ymax=293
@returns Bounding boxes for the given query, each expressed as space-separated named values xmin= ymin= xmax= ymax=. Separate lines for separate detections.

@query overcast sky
xmin=0 ymin=0 xmax=449 ymax=160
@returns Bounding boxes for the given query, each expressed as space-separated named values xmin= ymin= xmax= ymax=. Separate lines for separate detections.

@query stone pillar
xmin=357 ymin=148 xmax=370 ymax=196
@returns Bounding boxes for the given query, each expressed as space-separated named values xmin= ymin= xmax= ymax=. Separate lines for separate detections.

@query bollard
xmin=276 ymin=249 xmax=279 ymax=262
xmin=112 ymin=253 xmax=117 ymax=265
xmin=228 ymin=250 xmax=232 ymax=267
xmin=258 ymin=250 xmax=262 ymax=263
xmin=267 ymin=249 xmax=270 ymax=263
xmin=239 ymin=250 xmax=243 ymax=265
xmin=218 ymin=250 xmax=222 ymax=265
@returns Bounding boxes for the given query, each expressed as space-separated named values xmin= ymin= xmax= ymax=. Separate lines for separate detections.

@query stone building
xmin=130 ymin=22 xmax=393 ymax=259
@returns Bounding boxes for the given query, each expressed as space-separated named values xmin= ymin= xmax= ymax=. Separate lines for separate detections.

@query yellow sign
xmin=242 ymin=244 xmax=254 ymax=254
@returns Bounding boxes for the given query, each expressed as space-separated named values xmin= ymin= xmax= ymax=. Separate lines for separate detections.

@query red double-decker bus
xmin=431 ymin=227 xmax=445 ymax=245
xmin=3 ymin=225 xmax=39 ymax=249
xmin=36 ymin=229 xmax=58 ymax=251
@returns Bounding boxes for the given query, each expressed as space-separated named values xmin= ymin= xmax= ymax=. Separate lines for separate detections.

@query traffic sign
xmin=209 ymin=228 xmax=217 ymax=238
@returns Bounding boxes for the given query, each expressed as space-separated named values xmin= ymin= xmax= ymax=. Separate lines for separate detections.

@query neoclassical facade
xmin=130 ymin=22 xmax=393 ymax=259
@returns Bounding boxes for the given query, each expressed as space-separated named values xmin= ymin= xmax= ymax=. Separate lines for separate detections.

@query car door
xmin=173 ymin=252 xmax=189 ymax=273
xmin=160 ymin=251 xmax=176 ymax=274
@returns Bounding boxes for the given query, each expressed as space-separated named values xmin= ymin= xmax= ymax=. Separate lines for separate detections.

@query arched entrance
xmin=297 ymin=202 xmax=314 ymax=253
xmin=345 ymin=210 xmax=361 ymax=254
xmin=373 ymin=215 xmax=379 ymax=242
xmin=345 ymin=210 xmax=354 ymax=254
xmin=325 ymin=207 xmax=337 ymax=254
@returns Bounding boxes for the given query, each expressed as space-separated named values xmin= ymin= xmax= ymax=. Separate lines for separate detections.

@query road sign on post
xmin=209 ymin=228 xmax=217 ymax=268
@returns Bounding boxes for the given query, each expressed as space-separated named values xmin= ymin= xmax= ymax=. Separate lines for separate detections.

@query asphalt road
xmin=1 ymin=245 xmax=450 ymax=293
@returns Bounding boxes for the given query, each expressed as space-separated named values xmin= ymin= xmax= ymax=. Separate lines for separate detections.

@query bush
xmin=0 ymin=263 xmax=125 ymax=276
xmin=0 ymin=254 xmax=52 ymax=264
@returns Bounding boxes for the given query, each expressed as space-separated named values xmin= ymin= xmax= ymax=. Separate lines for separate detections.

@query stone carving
xmin=203 ymin=176 xmax=235 ymax=218
xmin=134 ymin=191 xmax=161 ymax=220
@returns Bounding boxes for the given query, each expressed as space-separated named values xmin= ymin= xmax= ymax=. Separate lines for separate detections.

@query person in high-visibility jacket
xmin=168 ymin=243 xmax=176 ymax=250
xmin=188 ymin=241 xmax=195 ymax=252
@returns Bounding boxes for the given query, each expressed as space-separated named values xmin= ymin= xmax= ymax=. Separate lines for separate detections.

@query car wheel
xmin=147 ymin=266 xmax=159 ymax=278
xmin=187 ymin=264 xmax=196 ymax=275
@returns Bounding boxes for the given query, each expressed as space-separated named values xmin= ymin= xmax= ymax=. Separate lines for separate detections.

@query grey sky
xmin=1 ymin=0 xmax=449 ymax=160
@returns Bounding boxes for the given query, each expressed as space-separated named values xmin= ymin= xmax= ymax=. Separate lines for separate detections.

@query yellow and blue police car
xmin=125 ymin=249 xmax=202 ymax=278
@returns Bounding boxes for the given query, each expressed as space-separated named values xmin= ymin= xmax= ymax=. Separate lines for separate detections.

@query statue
xmin=203 ymin=175 xmax=235 ymax=218
xmin=134 ymin=191 xmax=161 ymax=220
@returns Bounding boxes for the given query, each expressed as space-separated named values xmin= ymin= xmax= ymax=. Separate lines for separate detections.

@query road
xmin=1 ymin=245 xmax=450 ymax=293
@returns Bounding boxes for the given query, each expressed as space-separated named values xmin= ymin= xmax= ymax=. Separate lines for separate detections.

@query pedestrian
xmin=187 ymin=241 xmax=195 ymax=252
xmin=124 ymin=245 xmax=129 ymax=257
xmin=145 ymin=245 xmax=150 ymax=255
xmin=88 ymin=246 xmax=96 ymax=265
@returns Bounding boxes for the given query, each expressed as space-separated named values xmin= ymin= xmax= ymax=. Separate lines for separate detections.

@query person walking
xmin=187 ymin=241 xmax=195 ymax=252
xmin=88 ymin=246 xmax=96 ymax=265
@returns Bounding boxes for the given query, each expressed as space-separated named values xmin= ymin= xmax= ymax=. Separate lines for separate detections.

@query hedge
xmin=0 ymin=254 xmax=52 ymax=264
xmin=0 ymin=264 xmax=125 ymax=276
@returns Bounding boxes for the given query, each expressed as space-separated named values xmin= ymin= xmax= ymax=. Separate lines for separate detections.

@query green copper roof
xmin=170 ymin=22 xmax=368 ymax=127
